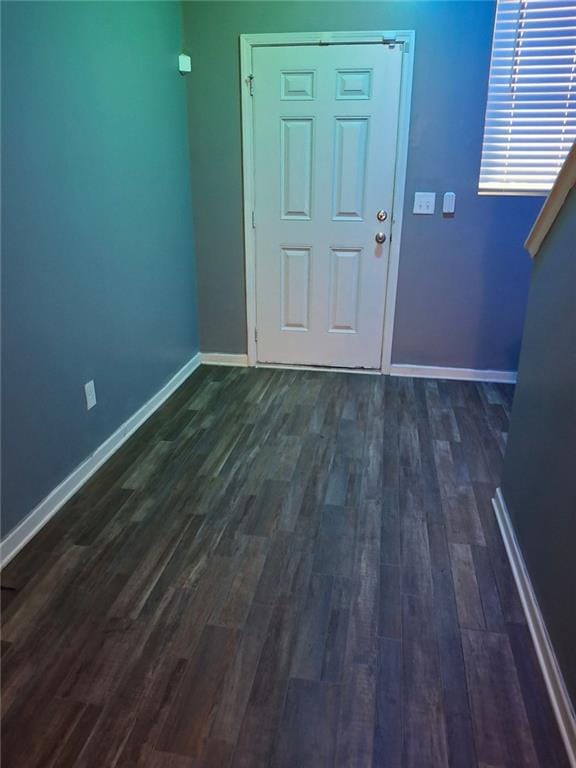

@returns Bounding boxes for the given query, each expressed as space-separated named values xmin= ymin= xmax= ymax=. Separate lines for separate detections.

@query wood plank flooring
xmin=1 ymin=366 xmax=569 ymax=767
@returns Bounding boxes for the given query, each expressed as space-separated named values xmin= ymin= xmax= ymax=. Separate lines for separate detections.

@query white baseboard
xmin=255 ymin=362 xmax=381 ymax=375
xmin=199 ymin=357 xmax=517 ymax=383
xmin=0 ymin=352 xmax=202 ymax=568
xmin=493 ymin=488 xmax=576 ymax=767
xmin=390 ymin=363 xmax=517 ymax=384
xmin=201 ymin=353 xmax=249 ymax=367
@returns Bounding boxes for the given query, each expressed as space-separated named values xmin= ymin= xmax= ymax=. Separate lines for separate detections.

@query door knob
xmin=375 ymin=232 xmax=386 ymax=244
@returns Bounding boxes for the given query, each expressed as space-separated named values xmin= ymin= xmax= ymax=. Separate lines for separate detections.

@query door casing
xmin=240 ymin=31 xmax=415 ymax=373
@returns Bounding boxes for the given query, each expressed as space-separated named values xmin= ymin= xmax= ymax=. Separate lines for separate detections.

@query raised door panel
xmin=281 ymin=247 xmax=311 ymax=331
xmin=335 ymin=69 xmax=373 ymax=100
xmin=281 ymin=119 xmax=313 ymax=220
xmin=329 ymin=248 xmax=361 ymax=333
xmin=332 ymin=118 xmax=369 ymax=221
xmin=281 ymin=70 xmax=315 ymax=100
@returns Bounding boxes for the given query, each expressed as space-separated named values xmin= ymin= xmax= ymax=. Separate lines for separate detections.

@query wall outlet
xmin=84 ymin=380 xmax=97 ymax=411
xmin=413 ymin=192 xmax=436 ymax=215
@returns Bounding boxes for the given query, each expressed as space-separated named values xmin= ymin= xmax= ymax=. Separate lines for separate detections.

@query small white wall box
xmin=413 ymin=192 xmax=436 ymax=215
xmin=443 ymin=192 xmax=456 ymax=215
xmin=84 ymin=380 xmax=97 ymax=411
xmin=178 ymin=54 xmax=192 ymax=74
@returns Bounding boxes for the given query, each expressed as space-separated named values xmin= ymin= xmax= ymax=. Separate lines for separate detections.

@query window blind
xmin=479 ymin=0 xmax=576 ymax=193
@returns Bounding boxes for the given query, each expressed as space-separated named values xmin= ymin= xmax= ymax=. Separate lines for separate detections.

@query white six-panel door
xmin=252 ymin=43 xmax=403 ymax=368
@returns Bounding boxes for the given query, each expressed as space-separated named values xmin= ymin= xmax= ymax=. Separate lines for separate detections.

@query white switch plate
xmin=443 ymin=192 xmax=456 ymax=214
xmin=85 ymin=380 xmax=97 ymax=411
xmin=413 ymin=192 xmax=436 ymax=215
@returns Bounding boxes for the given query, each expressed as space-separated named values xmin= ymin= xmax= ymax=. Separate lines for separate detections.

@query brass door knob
xmin=375 ymin=232 xmax=386 ymax=244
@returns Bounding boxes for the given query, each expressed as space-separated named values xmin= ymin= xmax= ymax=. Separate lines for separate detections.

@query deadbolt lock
xmin=376 ymin=210 xmax=388 ymax=222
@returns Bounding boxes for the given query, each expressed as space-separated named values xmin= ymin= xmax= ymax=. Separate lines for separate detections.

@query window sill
xmin=525 ymin=143 xmax=576 ymax=258
xmin=477 ymin=189 xmax=548 ymax=199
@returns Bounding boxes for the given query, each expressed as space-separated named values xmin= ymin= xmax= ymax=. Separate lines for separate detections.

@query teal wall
xmin=1 ymin=1 xmax=199 ymax=535
xmin=182 ymin=0 xmax=543 ymax=368
xmin=502 ymin=188 xmax=576 ymax=705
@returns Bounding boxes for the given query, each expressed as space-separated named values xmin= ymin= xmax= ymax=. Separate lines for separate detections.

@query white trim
xmin=390 ymin=363 xmax=517 ymax=384
xmin=493 ymin=488 xmax=576 ymax=768
xmin=0 ymin=353 xmax=202 ymax=568
xmin=198 ymin=357 xmax=518 ymax=383
xmin=380 ymin=33 xmax=414 ymax=375
xmin=255 ymin=362 xmax=381 ymax=375
xmin=201 ymin=353 xmax=249 ymax=367
xmin=239 ymin=31 xmax=415 ymax=373
xmin=240 ymin=35 xmax=257 ymax=366
xmin=240 ymin=31 xmax=412 ymax=47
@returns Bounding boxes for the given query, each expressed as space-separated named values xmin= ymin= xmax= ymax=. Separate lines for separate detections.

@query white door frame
xmin=240 ymin=31 xmax=415 ymax=373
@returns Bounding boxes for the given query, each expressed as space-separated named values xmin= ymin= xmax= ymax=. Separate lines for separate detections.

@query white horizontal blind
xmin=479 ymin=0 xmax=576 ymax=192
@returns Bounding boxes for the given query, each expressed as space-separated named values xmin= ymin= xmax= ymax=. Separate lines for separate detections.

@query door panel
xmin=335 ymin=69 xmax=373 ymax=100
xmin=281 ymin=119 xmax=313 ymax=219
xmin=252 ymin=43 xmax=403 ymax=368
xmin=281 ymin=70 xmax=316 ymax=100
xmin=332 ymin=117 xmax=369 ymax=220
xmin=329 ymin=247 xmax=361 ymax=333
xmin=281 ymin=247 xmax=311 ymax=331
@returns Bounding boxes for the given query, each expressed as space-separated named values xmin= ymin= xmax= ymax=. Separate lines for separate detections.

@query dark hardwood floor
xmin=1 ymin=366 xmax=569 ymax=767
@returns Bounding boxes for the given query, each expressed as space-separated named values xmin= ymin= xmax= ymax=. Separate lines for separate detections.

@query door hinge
xmin=254 ymin=328 xmax=258 ymax=343
xmin=248 ymin=74 xmax=254 ymax=96
xmin=251 ymin=210 xmax=256 ymax=228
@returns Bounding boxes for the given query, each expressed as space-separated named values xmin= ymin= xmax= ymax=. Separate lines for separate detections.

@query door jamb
xmin=240 ymin=31 xmax=415 ymax=373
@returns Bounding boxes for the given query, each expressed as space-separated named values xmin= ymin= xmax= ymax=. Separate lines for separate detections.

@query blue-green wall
xmin=502 ymin=188 xmax=576 ymax=704
xmin=183 ymin=0 xmax=543 ymax=369
xmin=1 ymin=1 xmax=199 ymax=535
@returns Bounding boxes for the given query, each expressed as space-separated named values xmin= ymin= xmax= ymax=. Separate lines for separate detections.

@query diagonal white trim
xmin=380 ymin=32 xmax=415 ymax=375
xmin=0 ymin=352 xmax=202 ymax=568
xmin=255 ymin=362 xmax=381 ymax=375
xmin=197 ymin=359 xmax=517 ymax=381
xmin=493 ymin=488 xmax=576 ymax=767
xmin=390 ymin=363 xmax=517 ymax=383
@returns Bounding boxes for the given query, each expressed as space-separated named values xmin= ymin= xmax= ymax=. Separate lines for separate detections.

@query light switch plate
xmin=413 ymin=192 xmax=436 ymax=215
